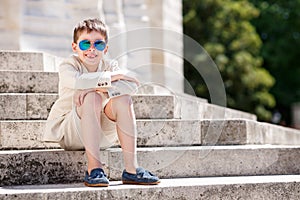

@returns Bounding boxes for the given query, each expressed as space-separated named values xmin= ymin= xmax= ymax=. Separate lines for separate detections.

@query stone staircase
xmin=1 ymin=51 xmax=300 ymax=199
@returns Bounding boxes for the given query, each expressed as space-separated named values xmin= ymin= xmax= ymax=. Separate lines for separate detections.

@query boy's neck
xmin=85 ymin=65 xmax=98 ymax=72
xmin=82 ymin=61 xmax=100 ymax=72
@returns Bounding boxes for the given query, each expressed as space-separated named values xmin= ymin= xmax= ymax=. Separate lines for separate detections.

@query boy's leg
xmin=76 ymin=92 xmax=104 ymax=174
xmin=104 ymin=95 xmax=138 ymax=174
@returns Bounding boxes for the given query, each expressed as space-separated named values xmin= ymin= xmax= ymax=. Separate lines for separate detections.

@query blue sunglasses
xmin=78 ymin=39 xmax=106 ymax=51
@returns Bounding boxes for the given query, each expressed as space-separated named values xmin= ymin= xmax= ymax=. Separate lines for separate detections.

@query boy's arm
xmin=106 ymin=59 xmax=139 ymax=85
xmin=59 ymin=63 xmax=112 ymax=90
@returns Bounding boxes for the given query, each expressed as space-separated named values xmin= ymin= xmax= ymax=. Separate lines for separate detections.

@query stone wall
xmin=0 ymin=0 xmax=183 ymax=93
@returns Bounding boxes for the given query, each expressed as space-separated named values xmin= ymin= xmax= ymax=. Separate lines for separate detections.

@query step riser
xmin=0 ymin=93 xmax=257 ymax=121
xmin=1 ymin=71 xmax=257 ymax=121
xmin=0 ymin=120 xmax=201 ymax=149
xmin=0 ymin=94 xmax=175 ymax=120
xmin=1 ymin=182 xmax=299 ymax=200
xmin=0 ymin=71 xmax=58 ymax=93
xmin=2 ymin=120 xmax=300 ymax=149
xmin=0 ymin=71 xmax=154 ymax=94
xmin=177 ymin=93 xmax=256 ymax=121
xmin=0 ymin=51 xmax=59 ymax=71
xmin=1 ymin=147 xmax=300 ymax=186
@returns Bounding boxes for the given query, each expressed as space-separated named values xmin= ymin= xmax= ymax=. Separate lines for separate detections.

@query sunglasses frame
xmin=78 ymin=39 xmax=106 ymax=51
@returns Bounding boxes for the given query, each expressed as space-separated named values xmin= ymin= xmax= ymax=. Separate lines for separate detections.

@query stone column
xmin=0 ymin=0 xmax=23 ymax=50
xmin=145 ymin=0 xmax=184 ymax=93
xmin=19 ymin=0 xmax=100 ymax=57
xmin=101 ymin=0 xmax=128 ymax=69
xmin=292 ymin=103 xmax=300 ymax=129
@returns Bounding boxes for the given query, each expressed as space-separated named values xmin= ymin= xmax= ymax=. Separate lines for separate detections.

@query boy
xmin=43 ymin=18 xmax=160 ymax=187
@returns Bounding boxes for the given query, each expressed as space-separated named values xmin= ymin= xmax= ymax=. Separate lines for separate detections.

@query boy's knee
xmin=84 ymin=92 xmax=103 ymax=104
xmin=80 ymin=92 xmax=103 ymax=112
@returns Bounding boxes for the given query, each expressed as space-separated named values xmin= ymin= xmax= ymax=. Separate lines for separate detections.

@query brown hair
xmin=73 ymin=18 xmax=108 ymax=43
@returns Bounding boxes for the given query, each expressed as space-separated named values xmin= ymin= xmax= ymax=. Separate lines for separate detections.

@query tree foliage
xmin=183 ymin=0 xmax=275 ymax=121
xmin=249 ymin=0 xmax=300 ymax=124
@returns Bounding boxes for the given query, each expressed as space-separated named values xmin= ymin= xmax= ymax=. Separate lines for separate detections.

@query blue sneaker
xmin=122 ymin=167 xmax=160 ymax=185
xmin=84 ymin=168 xmax=109 ymax=187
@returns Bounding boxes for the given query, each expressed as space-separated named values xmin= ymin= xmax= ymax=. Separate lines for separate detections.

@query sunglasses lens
xmin=79 ymin=40 xmax=91 ymax=51
xmin=94 ymin=40 xmax=106 ymax=51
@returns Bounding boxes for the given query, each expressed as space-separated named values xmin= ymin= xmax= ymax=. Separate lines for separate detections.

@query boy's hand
xmin=111 ymin=74 xmax=140 ymax=86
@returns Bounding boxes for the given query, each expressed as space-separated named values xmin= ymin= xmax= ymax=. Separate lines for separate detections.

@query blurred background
xmin=183 ymin=0 xmax=300 ymax=128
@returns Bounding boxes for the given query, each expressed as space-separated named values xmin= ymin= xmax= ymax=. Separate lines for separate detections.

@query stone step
xmin=0 ymin=92 xmax=256 ymax=122
xmin=1 ymin=146 xmax=300 ymax=186
xmin=1 ymin=175 xmax=300 ymax=199
xmin=0 ymin=119 xmax=199 ymax=149
xmin=0 ymin=71 xmax=58 ymax=93
xmin=0 ymin=68 xmax=257 ymax=120
xmin=176 ymin=92 xmax=256 ymax=120
xmin=0 ymin=70 xmax=154 ymax=94
xmin=0 ymin=93 xmax=176 ymax=120
xmin=1 ymin=119 xmax=300 ymax=149
xmin=0 ymin=51 xmax=60 ymax=72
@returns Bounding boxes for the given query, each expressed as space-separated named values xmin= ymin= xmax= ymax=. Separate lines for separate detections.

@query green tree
xmin=183 ymin=0 xmax=275 ymax=121
xmin=249 ymin=0 xmax=300 ymax=125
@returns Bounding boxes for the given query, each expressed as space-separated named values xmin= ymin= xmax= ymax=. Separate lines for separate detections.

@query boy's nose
xmin=89 ymin=45 xmax=96 ymax=51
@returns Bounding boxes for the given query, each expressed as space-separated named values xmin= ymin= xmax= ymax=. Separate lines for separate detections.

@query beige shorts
xmin=59 ymin=95 xmax=118 ymax=150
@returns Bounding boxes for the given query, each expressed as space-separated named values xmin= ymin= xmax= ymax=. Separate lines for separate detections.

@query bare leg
xmin=104 ymin=95 xmax=138 ymax=174
xmin=76 ymin=92 xmax=103 ymax=174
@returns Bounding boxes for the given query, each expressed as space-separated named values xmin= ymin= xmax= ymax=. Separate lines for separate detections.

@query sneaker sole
xmin=84 ymin=182 xmax=109 ymax=187
xmin=122 ymin=180 xmax=161 ymax=185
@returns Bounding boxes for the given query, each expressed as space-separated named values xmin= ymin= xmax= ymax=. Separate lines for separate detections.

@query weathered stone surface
xmin=108 ymin=146 xmax=300 ymax=180
xmin=0 ymin=94 xmax=26 ymax=119
xmin=0 ymin=71 xmax=157 ymax=94
xmin=0 ymin=94 xmax=57 ymax=120
xmin=132 ymin=95 xmax=175 ymax=119
xmin=256 ymin=123 xmax=300 ymax=145
xmin=0 ymin=94 xmax=175 ymax=120
xmin=0 ymin=120 xmax=200 ymax=149
xmin=0 ymin=120 xmax=60 ymax=149
xmin=201 ymin=119 xmax=300 ymax=145
xmin=1 ymin=176 xmax=300 ymax=199
xmin=26 ymin=94 xmax=58 ymax=119
xmin=136 ymin=119 xmax=200 ymax=146
xmin=0 ymin=51 xmax=57 ymax=71
xmin=2 ymin=119 xmax=300 ymax=149
xmin=1 ymin=146 xmax=300 ymax=186
xmin=0 ymin=71 xmax=58 ymax=93
xmin=201 ymin=120 xmax=250 ymax=145
xmin=0 ymin=150 xmax=89 ymax=186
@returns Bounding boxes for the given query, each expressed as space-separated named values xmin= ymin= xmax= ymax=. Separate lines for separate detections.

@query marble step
xmin=1 ymin=146 xmax=300 ymax=186
xmin=0 ymin=92 xmax=256 ymax=121
xmin=1 ymin=119 xmax=300 ymax=150
xmin=0 ymin=93 xmax=176 ymax=120
xmin=1 ymin=175 xmax=300 ymax=199
xmin=0 ymin=68 xmax=257 ymax=120
xmin=0 ymin=71 xmax=58 ymax=93
xmin=0 ymin=51 xmax=60 ymax=72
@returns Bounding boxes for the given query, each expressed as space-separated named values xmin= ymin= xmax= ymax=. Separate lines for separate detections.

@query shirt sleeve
xmin=59 ymin=62 xmax=112 ymax=90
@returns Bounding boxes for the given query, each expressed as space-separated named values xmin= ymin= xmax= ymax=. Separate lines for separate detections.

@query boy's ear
xmin=72 ymin=42 xmax=77 ymax=52
xmin=104 ymin=45 xmax=109 ymax=54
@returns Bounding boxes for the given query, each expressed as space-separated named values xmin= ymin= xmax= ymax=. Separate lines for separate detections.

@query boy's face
xmin=72 ymin=30 xmax=108 ymax=70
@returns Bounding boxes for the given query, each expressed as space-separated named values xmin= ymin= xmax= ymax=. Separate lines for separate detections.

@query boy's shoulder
xmin=58 ymin=55 xmax=84 ymax=71
xmin=61 ymin=55 xmax=81 ymax=66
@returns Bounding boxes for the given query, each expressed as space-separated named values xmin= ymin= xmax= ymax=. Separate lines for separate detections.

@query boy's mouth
xmin=85 ymin=53 xmax=97 ymax=59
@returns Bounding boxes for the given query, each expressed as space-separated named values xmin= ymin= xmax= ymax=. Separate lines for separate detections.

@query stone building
xmin=0 ymin=0 xmax=183 ymax=93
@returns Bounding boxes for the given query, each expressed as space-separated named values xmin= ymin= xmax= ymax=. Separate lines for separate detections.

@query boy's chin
xmin=83 ymin=58 xmax=101 ymax=67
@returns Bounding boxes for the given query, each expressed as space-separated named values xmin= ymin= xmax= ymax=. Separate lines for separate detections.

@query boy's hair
xmin=73 ymin=18 xmax=108 ymax=43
